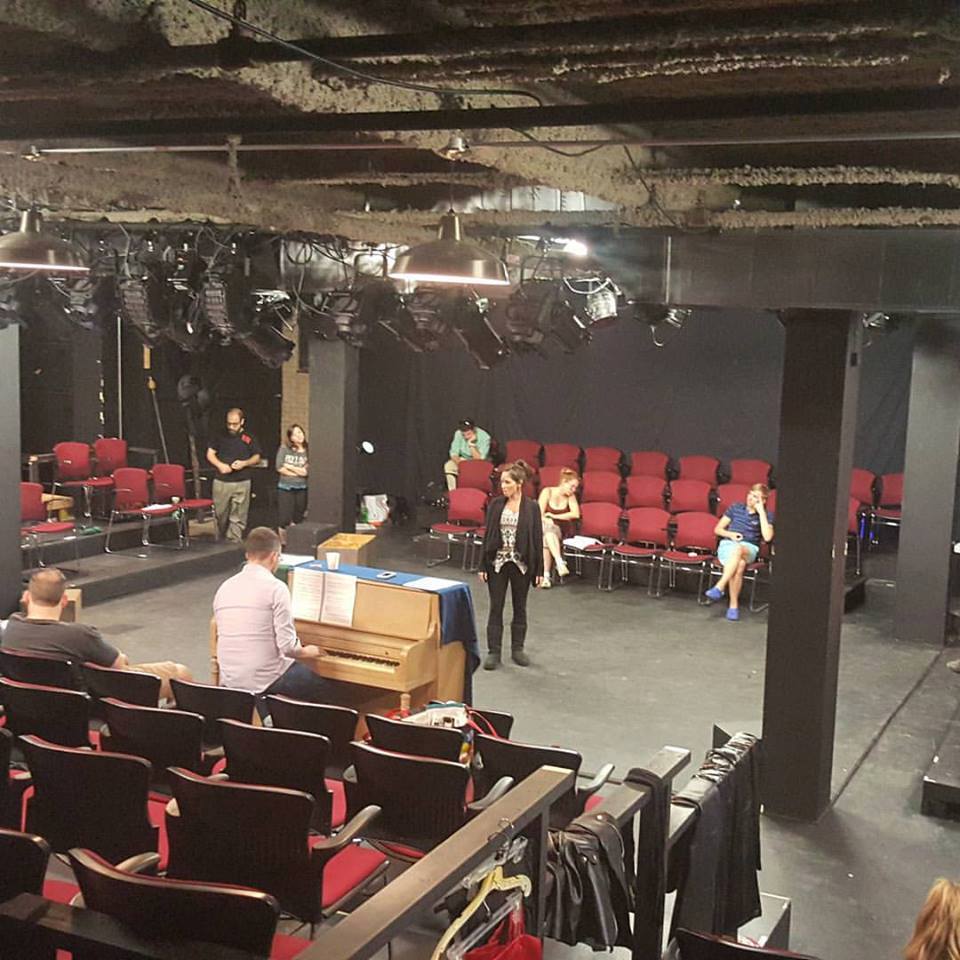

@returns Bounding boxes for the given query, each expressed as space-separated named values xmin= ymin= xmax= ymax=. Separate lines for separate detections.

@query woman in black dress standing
xmin=479 ymin=460 xmax=543 ymax=670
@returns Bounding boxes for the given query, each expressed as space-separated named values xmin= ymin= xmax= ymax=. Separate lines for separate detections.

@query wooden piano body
xmin=209 ymin=577 xmax=465 ymax=717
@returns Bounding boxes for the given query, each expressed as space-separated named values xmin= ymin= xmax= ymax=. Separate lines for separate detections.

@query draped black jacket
xmin=480 ymin=495 xmax=544 ymax=579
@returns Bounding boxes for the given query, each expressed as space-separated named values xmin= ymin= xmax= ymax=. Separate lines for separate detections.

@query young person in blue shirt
xmin=704 ymin=483 xmax=774 ymax=621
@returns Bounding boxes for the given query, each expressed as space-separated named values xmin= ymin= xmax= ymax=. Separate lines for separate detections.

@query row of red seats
xmin=446 ymin=478 xmax=776 ymax=519
xmin=21 ymin=462 xmax=213 ymax=560
xmin=0 ymin=650 xmax=609 ymax=957
xmin=499 ymin=441 xmax=772 ymax=485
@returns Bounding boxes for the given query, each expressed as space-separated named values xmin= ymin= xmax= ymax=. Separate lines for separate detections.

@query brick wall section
xmin=280 ymin=337 xmax=310 ymax=442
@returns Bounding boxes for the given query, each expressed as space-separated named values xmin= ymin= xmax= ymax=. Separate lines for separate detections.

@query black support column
xmin=0 ymin=326 xmax=22 ymax=615
xmin=762 ymin=310 xmax=862 ymax=821
xmin=894 ymin=317 xmax=960 ymax=644
xmin=307 ymin=336 xmax=359 ymax=531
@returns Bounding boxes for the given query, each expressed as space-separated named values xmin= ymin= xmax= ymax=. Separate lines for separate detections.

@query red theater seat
xmin=677 ymin=455 xmax=719 ymax=486
xmin=542 ymin=442 xmax=581 ymax=468
xmin=629 ymin=450 xmax=669 ymax=479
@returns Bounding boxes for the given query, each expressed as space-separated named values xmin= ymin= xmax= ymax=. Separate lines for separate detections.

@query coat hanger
xmin=429 ymin=865 xmax=532 ymax=960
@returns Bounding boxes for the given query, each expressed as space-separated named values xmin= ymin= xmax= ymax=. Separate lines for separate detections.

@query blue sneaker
xmin=726 ymin=607 xmax=740 ymax=621
xmin=705 ymin=587 xmax=723 ymax=602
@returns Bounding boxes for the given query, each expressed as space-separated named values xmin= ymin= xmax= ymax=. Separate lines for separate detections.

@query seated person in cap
xmin=214 ymin=526 xmax=346 ymax=712
xmin=444 ymin=418 xmax=491 ymax=491
xmin=2 ymin=568 xmax=193 ymax=700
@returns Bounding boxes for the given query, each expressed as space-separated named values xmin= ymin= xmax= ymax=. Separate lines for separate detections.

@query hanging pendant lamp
xmin=0 ymin=207 xmax=88 ymax=273
xmin=389 ymin=211 xmax=509 ymax=287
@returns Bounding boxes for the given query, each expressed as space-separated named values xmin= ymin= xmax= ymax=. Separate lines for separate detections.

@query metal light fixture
xmin=0 ymin=207 xmax=88 ymax=274
xmin=389 ymin=212 xmax=509 ymax=287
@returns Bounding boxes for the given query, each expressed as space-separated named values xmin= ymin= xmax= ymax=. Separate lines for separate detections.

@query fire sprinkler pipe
xmin=26 ymin=127 xmax=960 ymax=158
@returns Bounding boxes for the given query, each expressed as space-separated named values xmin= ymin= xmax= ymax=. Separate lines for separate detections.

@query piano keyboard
xmin=321 ymin=648 xmax=399 ymax=672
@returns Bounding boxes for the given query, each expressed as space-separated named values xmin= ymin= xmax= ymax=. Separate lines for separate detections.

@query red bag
xmin=463 ymin=909 xmax=542 ymax=960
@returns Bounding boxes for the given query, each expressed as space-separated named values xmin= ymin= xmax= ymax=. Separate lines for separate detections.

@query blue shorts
xmin=717 ymin=539 xmax=759 ymax=564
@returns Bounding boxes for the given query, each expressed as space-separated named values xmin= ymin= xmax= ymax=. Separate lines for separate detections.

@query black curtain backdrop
xmin=358 ymin=309 xmax=914 ymax=502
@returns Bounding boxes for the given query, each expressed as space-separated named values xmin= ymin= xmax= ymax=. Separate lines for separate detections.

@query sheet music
xmin=291 ymin=567 xmax=325 ymax=622
xmin=563 ymin=535 xmax=601 ymax=549
xmin=320 ymin=572 xmax=358 ymax=627
xmin=404 ymin=576 xmax=462 ymax=591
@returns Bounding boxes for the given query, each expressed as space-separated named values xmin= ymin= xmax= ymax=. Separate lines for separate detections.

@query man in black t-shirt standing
xmin=207 ymin=407 xmax=262 ymax=543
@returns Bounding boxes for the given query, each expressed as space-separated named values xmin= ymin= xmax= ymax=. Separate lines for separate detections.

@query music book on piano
xmin=291 ymin=568 xmax=358 ymax=627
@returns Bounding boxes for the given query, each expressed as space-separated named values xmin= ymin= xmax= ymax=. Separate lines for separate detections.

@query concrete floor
xmin=85 ymin=528 xmax=959 ymax=960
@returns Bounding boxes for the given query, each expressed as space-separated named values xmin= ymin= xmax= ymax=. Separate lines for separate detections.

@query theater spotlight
xmin=321 ymin=280 xmax=402 ymax=348
xmin=449 ymin=295 xmax=509 ymax=370
xmin=636 ymin=304 xmax=691 ymax=348
xmin=118 ymin=275 xmax=168 ymax=346
xmin=401 ymin=289 xmax=452 ymax=351
xmin=862 ymin=312 xmax=888 ymax=330
xmin=237 ymin=321 xmax=295 ymax=368
xmin=502 ymin=281 xmax=555 ymax=350
xmin=319 ymin=290 xmax=364 ymax=345
xmin=166 ymin=290 xmax=208 ymax=352
xmin=546 ymin=297 xmax=591 ymax=353
xmin=201 ymin=271 xmax=257 ymax=340
xmin=0 ymin=283 xmax=24 ymax=330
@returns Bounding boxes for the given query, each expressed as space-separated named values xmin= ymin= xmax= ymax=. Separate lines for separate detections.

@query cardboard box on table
xmin=316 ymin=533 xmax=377 ymax=567
xmin=208 ymin=572 xmax=464 ymax=724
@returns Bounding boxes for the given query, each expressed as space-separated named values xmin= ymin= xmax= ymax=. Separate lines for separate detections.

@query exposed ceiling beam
xmin=5 ymin=86 xmax=960 ymax=142
xmin=0 ymin=0 xmax=940 ymax=80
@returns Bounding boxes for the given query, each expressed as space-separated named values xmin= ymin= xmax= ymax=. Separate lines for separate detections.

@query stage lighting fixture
xmin=389 ymin=212 xmax=509 ymax=287
xmin=118 ymin=275 xmax=168 ymax=346
xmin=562 ymin=238 xmax=589 ymax=258
xmin=862 ymin=312 xmax=888 ymax=330
xmin=319 ymin=280 xmax=401 ymax=348
xmin=0 ymin=283 xmax=24 ymax=330
xmin=546 ymin=297 xmax=591 ymax=353
xmin=238 ymin=321 xmax=295 ymax=368
xmin=377 ymin=298 xmax=424 ymax=351
xmin=449 ymin=295 xmax=509 ymax=370
xmin=398 ymin=289 xmax=453 ymax=351
xmin=502 ymin=281 xmax=555 ymax=350
xmin=318 ymin=290 xmax=364 ymax=344
xmin=201 ymin=270 xmax=257 ymax=340
xmin=636 ymin=304 xmax=691 ymax=347
xmin=166 ymin=290 xmax=208 ymax=352
xmin=0 ymin=207 xmax=88 ymax=274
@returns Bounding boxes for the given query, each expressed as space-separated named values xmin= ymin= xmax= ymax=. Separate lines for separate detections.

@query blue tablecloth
xmin=301 ymin=561 xmax=481 ymax=701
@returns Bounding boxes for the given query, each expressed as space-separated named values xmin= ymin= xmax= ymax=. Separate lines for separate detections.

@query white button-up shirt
xmin=213 ymin=562 xmax=302 ymax=693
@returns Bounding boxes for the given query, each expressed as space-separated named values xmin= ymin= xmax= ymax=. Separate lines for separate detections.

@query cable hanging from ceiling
xmin=182 ymin=0 xmax=543 ymax=106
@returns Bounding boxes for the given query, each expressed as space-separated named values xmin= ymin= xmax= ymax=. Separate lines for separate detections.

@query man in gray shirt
xmin=2 ymin=568 xmax=192 ymax=700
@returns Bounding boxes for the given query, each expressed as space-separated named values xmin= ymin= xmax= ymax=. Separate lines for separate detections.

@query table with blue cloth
xmin=300 ymin=560 xmax=481 ymax=703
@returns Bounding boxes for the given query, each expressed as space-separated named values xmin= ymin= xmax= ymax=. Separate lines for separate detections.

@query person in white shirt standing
xmin=213 ymin=526 xmax=341 ymax=714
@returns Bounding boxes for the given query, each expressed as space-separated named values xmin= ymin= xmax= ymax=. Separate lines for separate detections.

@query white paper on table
xmin=280 ymin=553 xmax=316 ymax=568
xmin=291 ymin=567 xmax=325 ymax=622
xmin=320 ymin=572 xmax=358 ymax=627
xmin=404 ymin=576 xmax=462 ymax=591
xmin=563 ymin=535 xmax=601 ymax=549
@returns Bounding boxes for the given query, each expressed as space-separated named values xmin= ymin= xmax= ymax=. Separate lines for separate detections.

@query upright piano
xmin=209 ymin=576 xmax=465 ymax=717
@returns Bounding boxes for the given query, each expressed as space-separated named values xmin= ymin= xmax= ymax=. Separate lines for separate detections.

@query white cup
xmin=327 ymin=552 xmax=340 ymax=570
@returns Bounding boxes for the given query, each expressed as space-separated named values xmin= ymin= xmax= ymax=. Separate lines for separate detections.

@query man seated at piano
xmin=214 ymin=526 xmax=345 ymax=713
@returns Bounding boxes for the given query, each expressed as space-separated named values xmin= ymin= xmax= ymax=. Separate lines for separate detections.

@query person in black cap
xmin=444 ymin=418 xmax=491 ymax=490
